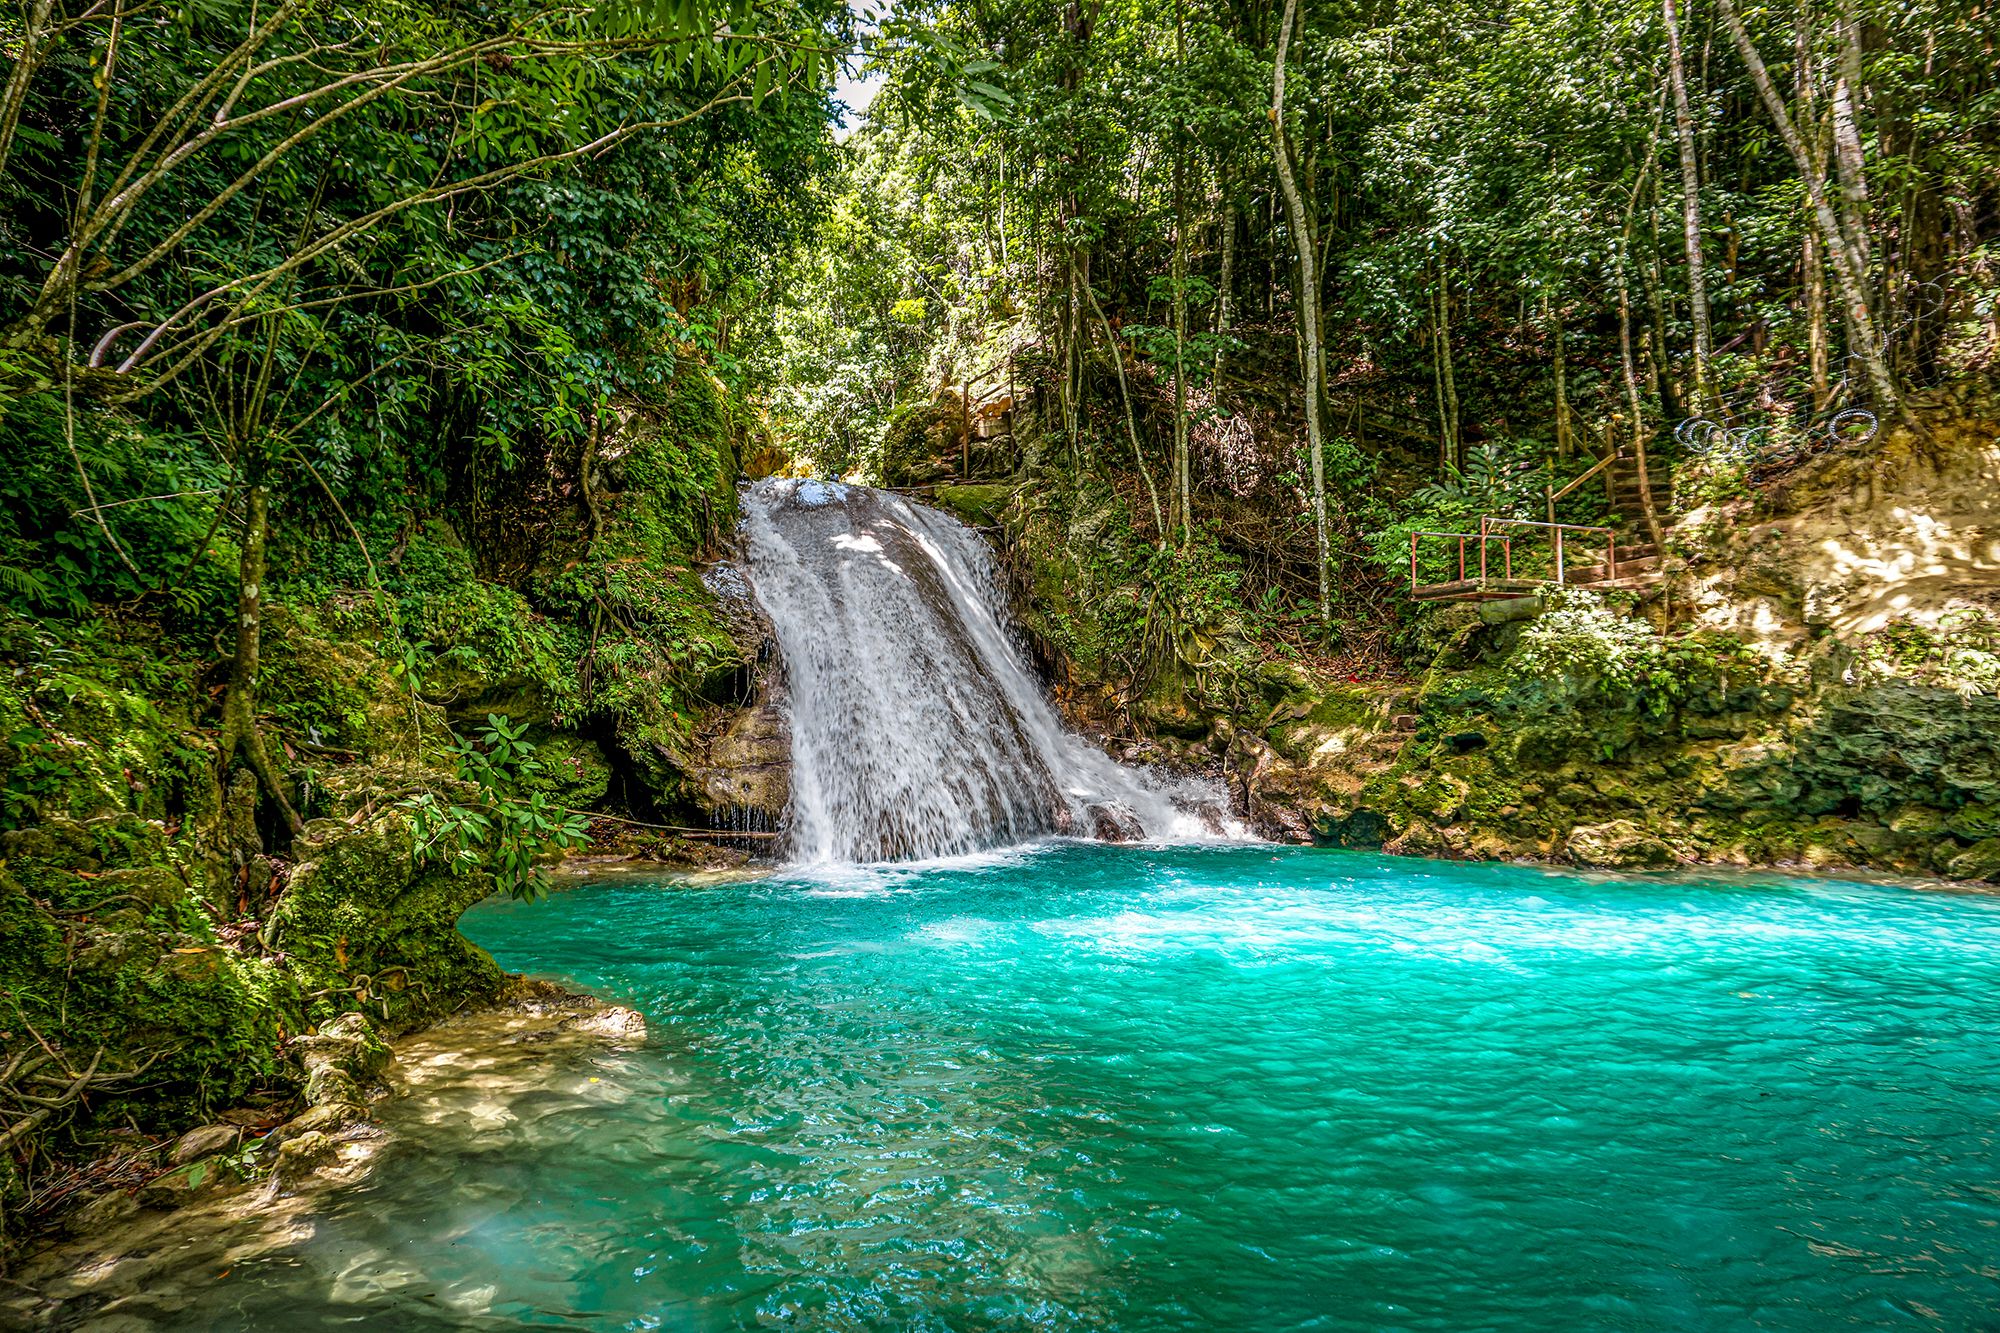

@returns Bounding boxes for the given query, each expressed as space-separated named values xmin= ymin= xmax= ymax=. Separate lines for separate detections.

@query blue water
xmin=142 ymin=846 xmax=2000 ymax=1328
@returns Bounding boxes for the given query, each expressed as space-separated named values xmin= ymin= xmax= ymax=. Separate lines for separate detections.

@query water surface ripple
xmin=141 ymin=847 xmax=2000 ymax=1328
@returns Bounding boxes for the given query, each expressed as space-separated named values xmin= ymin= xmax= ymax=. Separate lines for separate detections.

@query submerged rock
xmin=1087 ymin=802 xmax=1145 ymax=843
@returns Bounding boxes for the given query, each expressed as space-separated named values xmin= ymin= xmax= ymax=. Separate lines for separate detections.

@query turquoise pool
xmin=139 ymin=845 xmax=2000 ymax=1328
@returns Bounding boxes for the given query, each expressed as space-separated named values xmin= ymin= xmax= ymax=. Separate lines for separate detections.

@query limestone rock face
xmin=688 ymin=692 xmax=791 ymax=829
xmin=1564 ymin=821 xmax=1680 ymax=870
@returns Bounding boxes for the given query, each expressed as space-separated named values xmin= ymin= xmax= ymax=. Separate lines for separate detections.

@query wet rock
xmin=270 ymin=1101 xmax=368 ymax=1146
xmin=1087 ymin=802 xmax=1144 ymax=843
xmin=61 ymin=1188 xmax=140 ymax=1235
xmin=689 ymin=693 xmax=791 ymax=827
xmin=137 ymin=1157 xmax=227 ymax=1210
xmin=1944 ymin=837 xmax=2000 ymax=883
xmin=1383 ymin=820 xmax=1450 ymax=859
xmin=302 ymin=1065 xmax=362 ymax=1107
xmin=1315 ymin=808 xmax=1389 ymax=850
xmin=1565 ymin=820 xmax=1679 ymax=870
xmin=292 ymin=1011 xmax=396 ymax=1108
xmin=272 ymin=816 xmax=505 ymax=1029
xmin=271 ymin=1131 xmax=338 ymax=1186
xmin=170 ymin=1124 xmax=239 ymax=1165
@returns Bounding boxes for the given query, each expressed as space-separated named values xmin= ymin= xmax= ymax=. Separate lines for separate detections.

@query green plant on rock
xmin=1510 ymin=589 xmax=1756 ymax=717
xmin=402 ymin=715 xmax=590 ymax=900
xmin=1852 ymin=611 xmax=2000 ymax=696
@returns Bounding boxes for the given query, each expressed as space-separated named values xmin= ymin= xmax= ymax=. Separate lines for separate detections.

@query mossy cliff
xmin=0 ymin=364 xmax=765 ymax=1252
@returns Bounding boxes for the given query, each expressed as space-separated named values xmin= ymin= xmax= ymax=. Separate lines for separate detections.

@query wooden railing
xmin=1409 ymin=518 xmax=1618 ymax=595
xmin=1478 ymin=518 xmax=1617 ymax=586
xmin=1408 ymin=529 xmax=1515 ymax=591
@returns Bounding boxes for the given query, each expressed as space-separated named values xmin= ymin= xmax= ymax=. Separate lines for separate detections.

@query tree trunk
xmin=1271 ymin=0 xmax=1332 ymax=628
xmin=1437 ymin=263 xmax=1461 ymax=468
xmin=1172 ymin=145 xmax=1192 ymax=545
xmin=1617 ymin=277 xmax=1666 ymax=550
xmin=1086 ymin=282 xmax=1166 ymax=543
xmin=1215 ymin=191 xmax=1235 ymax=383
xmin=1803 ymin=218 xmax=1831 ymax=410
xmin=1830 ymin=0 xmax=1872 ymax=291
xmin=1548 ymin=293 xmax=1571 ymax=460
xmin=0 ymin=0 xmax=55 ymax=182
xmin=217 ymin=469 xmax=304 ymax=837
xmin=1431 ymin=291 xmax=1449 ymax=471
xmin=1718 ymin=0 xmax=1897 ymax=415
xmin=1663 ymin=0 xmax=1712 ymax=412
xmin=1795 ymin=15 xmax=1832 ymax=410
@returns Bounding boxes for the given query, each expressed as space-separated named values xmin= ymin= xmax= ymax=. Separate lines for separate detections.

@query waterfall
xmin=738 ymin=478 xmax=1239 ymax=864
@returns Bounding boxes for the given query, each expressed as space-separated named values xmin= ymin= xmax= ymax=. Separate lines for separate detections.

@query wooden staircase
xmin=1604 ymin=453 xmax=1674 ymax=529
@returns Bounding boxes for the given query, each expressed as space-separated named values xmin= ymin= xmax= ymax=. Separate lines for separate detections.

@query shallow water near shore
xmin=30 ymin=843 xmax=2000 ymax=1329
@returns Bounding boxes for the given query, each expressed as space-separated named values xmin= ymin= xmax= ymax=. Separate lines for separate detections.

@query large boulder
xmin=1564 ymin=820 xmax=1680 ymax=870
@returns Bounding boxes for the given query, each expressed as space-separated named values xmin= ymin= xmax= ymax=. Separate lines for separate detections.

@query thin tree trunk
xmin=1795 ymin=20 xmax=1833 ymax=411
xmin=1548 ymin=293 xmax=1571 ymax=460
xmin=1803 ymin=213 xmax=1831 ymax=410
xmin=1085 ymin=283 xmax=1166 ymax=543
xmin=1616 ymin=280 xmax=1666 ymax=550
xmin=1431 ymin=291 xmax=1449 ymax=471
xmin=1272 ymin=0 xmax=1332 ymax=628
xmin=1215 ymin=188 xmax=1235 ymax=383
xmin=1663 ymin=0 xmax=1712 ymax=412
xmin=1618 ymin=101 xmax=1667 ymax=549
xmin=217 ymin=468 xmax=304 ymax=837
xmin=0 ymin=0 xmax=55 ymax=181
xmin=1830 ymin=0 xmax=1872 ymax=288
xmin=1172 ymin=143 xmax=1192 ymax=545
xmin=1438 ymin=263 xmax=1461 ymax=467
xmin=1718 ymin=0 xmax=1897 ymax=414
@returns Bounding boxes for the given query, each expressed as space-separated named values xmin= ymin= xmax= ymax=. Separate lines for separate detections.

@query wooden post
xmin=1458 ymin=537 xmax=1466 ymax=582
xmin=1555 ymin=528 xmax=1566 ymax=584
xmin=1607 ymin=533 xmax=1617 ymax=581
xmin=1504 ymin=538 xmax=1512 ymax=580
xmin=1410 ymin=533 xmax=1418 ymax=592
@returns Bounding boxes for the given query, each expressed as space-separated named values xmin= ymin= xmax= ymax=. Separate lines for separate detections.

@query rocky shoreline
xmin=1 ymin=981 xmax=643 ymax=1328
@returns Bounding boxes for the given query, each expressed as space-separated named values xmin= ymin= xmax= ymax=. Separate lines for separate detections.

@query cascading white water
xmin=739 ymin=477 xmax=1239 ymax=864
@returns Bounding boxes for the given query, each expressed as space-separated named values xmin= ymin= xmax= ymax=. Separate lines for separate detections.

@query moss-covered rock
xmin=880 ymin=396 xmax=963 ymax=487
xmin=271 ymin=813 xmax=505 ymax=1031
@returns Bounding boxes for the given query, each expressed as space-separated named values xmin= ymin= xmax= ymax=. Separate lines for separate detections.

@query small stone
xmin=171 ymin=1123 xmax=239 ymax=1165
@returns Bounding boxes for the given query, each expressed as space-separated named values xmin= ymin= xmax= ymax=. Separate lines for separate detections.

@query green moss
xmin=271 ymin=813 xmax=505 ymax=1031
xmin=934 ymin=483 xmax=1015 ymax=527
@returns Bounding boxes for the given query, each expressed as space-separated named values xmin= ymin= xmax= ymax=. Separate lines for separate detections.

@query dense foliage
xmin=750 ymin=0 xmax=1998 ymax=649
